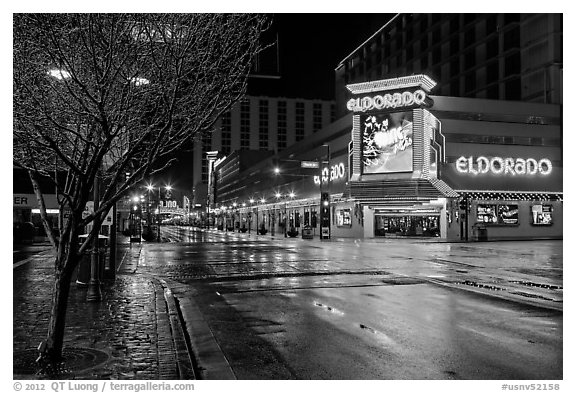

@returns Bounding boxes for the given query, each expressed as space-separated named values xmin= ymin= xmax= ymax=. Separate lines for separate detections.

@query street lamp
xmin=146 ymin=183 xmax=172 ymax=241
xmin=50 ymin=68 xmax=103 ymax=301
xmin=258 ymin=197 xmax=265 ymax=234
xmin=249 ymin=198 xmax=255 ymax=234
xmin=241 ymin=203 xmax=247 ymax=232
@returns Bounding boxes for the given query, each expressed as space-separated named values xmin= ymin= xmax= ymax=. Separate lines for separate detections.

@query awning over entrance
xmin=348 ymin=178 xmax=458 ymax=201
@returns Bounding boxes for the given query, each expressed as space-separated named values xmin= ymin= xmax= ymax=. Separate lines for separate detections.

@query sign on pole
xmin=301 ymin=160 xmax=320 ymax=169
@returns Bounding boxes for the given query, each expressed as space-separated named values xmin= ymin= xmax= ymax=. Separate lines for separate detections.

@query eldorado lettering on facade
xmin=456 ymin=156 xmax=552 ymax=176
xmin=347 ymin=89 xmax=427 ymax=112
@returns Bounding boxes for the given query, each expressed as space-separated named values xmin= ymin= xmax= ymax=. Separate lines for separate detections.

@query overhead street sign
xmin=301 ymin=160 xmax=319 ymax=169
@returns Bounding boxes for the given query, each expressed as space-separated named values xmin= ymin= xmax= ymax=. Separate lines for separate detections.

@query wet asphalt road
xmin=138 ymin=226 xmax=562 ymax=380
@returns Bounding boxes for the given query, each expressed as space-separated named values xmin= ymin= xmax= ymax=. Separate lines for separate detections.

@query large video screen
xmin=362 ymin=112 xmax=413 ymax=174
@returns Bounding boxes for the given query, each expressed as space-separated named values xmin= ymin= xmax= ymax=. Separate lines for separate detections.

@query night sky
xmin=166 ymin=13 xmax=394 ymax=192
xmin=250 ymin=13 xmax=394 ymax=100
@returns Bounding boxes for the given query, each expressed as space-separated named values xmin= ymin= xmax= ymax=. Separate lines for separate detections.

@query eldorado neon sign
xmin=314 ymin=163 xmax=346 ymax=184
xmin=347 ymin=90 xmax=427 ymax=112
xmin=456 ymin=156 xmax=552 ymax=176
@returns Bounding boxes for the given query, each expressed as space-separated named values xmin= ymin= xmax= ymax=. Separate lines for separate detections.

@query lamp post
xmin=241 ymin=202 xmax=246 ymax=232
xmin=249 ymin=198 xmax=255 ymax=234
xmin=146 ymin=183 xmax=171 ymax=241
xmin=258 ymin=197 xmax=265 ymax=234
xmin=320 ymin=143 xmax=331 ymax=240
xmin=287 ymin=191 xmax=296 ymax=237
xmin=275 ymin=192 xmax=282 ymax=237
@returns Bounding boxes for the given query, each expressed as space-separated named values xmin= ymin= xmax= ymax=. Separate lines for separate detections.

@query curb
xmin=159 ymin=278 xmax=236 ymax=380
xmin=158 ymin=280 xmax=196 ymax=379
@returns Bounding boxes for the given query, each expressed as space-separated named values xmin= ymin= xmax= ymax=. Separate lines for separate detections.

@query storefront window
xmin=477 ymin=203 xmax=519 ymax=225
xmin=375 ymin=215 xmax=439 ymax=237
xmin=531 ymin=204 xmax=553 ymax=225
xmin=498 ymin=204 xmax=519 ymax=224
xmin=477 ymin=204 xmax=498 ymax=224
xmin=336 ymin=209 xmax=352 ymax=227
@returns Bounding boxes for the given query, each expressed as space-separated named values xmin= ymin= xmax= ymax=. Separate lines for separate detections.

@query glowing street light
xmin=47 ymin=69 xmax=71 ymax=80
xmin=130 ymin=76 xmax=150 ymax=86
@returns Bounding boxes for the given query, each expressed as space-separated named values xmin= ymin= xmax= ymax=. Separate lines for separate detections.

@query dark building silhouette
xmin=335 ymin=13 xmax=563 ymax=117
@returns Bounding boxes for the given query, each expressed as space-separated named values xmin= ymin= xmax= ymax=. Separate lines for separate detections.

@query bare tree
xmin=13 ymin=13 xmax=269 ymax=363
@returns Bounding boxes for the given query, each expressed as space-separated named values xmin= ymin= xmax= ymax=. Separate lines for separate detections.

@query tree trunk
xmin=39 ymin=253 xmax=76 ymax=363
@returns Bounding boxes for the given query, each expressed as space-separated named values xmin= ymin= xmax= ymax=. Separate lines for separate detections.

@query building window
xmin=487 ymin=36 xmax=499 ymax=58
xmin=420 ymin=16 xmax=429 ymax=34
xmin=450 ymin=57 xmax=460 ymax=77
xmin=277 ymin=101 xmax=287 ymax=151
xmin=313 ymin=103 xmax=323 ymax=133
xmin=432 ymin=28 xmax=441 ymax=46
xmin=221 ymin=111 xmax=231 ymax=155
xmin=503 ymin=26 xmax=520 ymax=50
xmin=464 ymin=50 xmax=476 ymax=70
xmin=486 ymin=84 xmax=499 ymax=99
xmin=295 ymin=102 xmax=305 ymax=142
xmin=505 ymin=78 xmax=521 ymax=100
xmin=463 ymin=13 xmax=476 ymax=26
xmin=464 ymin=28 xmax=475 ymax=47
xmin=450 ymin=78 xmax=460 ymax=96
xmin=420 ymin=36 xmax=429 ymax=52
xmin=240 ymin=99 xmax=250 ymax=150
xmin=432 ymin=47 xmax=441 ymax=65
xmin=486 ymin=14 xmax=498 ymax=34
xmin=487 ymin=61 xmax=499 ymax=82
xmin=259 ymin=99 xmax=268 ymax=150
xmin=406 ymin=44 xmax=413 ymax=61
xmin=504 ymin=52 xmax=521 ymax=77
xmin=421 ymin=54 xmax=429 ymax=70
xmin=450 ymin=16 xmax=460 ymax=34
xmin=464 ymin=71 xmax=476 ymax=94
xmin=450 ymin=36 xmax=459 ymax=54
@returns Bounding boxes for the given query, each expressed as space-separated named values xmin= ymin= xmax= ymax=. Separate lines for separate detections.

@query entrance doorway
xmin=375 ymin=215 xmax=440 ymax=237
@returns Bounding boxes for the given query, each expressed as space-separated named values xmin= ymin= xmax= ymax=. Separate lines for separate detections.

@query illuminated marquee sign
xmin=347 ymin=90 xmax=427 ymax=112
xmin=314 ymin=163 xmax=346 ymax=185
xmin=362 ymin=112 xmax=413 ymax=174
xmin=456 ymin=156 xmax=553 ymax=176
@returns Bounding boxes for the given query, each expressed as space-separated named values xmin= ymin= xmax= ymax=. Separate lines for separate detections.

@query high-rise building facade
xmin=192 ymin=96 xmax=335 ymax=205
xmin=335 ymin=13 xmax=562 ymax=117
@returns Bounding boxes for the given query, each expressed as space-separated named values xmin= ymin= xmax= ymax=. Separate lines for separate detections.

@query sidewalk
xmin=13 ymin=235 xmax=194 ymax=380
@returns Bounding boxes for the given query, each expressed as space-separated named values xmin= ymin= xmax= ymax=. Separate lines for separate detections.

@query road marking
xmin=13 ymin=250 xmax=54 ymax=269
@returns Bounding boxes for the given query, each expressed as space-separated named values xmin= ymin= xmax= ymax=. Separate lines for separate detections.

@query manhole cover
xmin=14 ymin=347 xmax=109 ymax=376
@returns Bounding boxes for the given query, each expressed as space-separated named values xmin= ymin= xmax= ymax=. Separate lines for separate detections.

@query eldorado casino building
xmin=210 ymin=74 xmax=562 ymax=242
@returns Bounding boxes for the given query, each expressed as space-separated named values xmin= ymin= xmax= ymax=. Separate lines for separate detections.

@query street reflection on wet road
xmin=143 ymin=226 xmax=562 ymax=379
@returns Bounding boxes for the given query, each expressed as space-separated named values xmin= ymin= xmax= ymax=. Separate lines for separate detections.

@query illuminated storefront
xmin=211 ymin=74 xmax=561 ymax=242
xmin=345 ymin=74 xmax=562 ymax=241
xmin=346 ymin=75 xmax=458 ymax=239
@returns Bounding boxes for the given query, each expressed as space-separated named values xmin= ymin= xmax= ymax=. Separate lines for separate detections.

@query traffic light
xmin=459 ymin=199 xmax=468 ymax=211
xmin=320 ymin=192 xmax=330 ymax=227
xmin=131 ymin=197 xmax=142 ymax=215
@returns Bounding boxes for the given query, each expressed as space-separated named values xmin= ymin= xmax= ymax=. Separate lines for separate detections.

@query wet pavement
xmin=143 ymin=227 xmax=563 ymax=379
xmin=13 ymin=227 xmax=563 ymax=380
xmin=13 ymin=236 xmax=193 ymax=380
